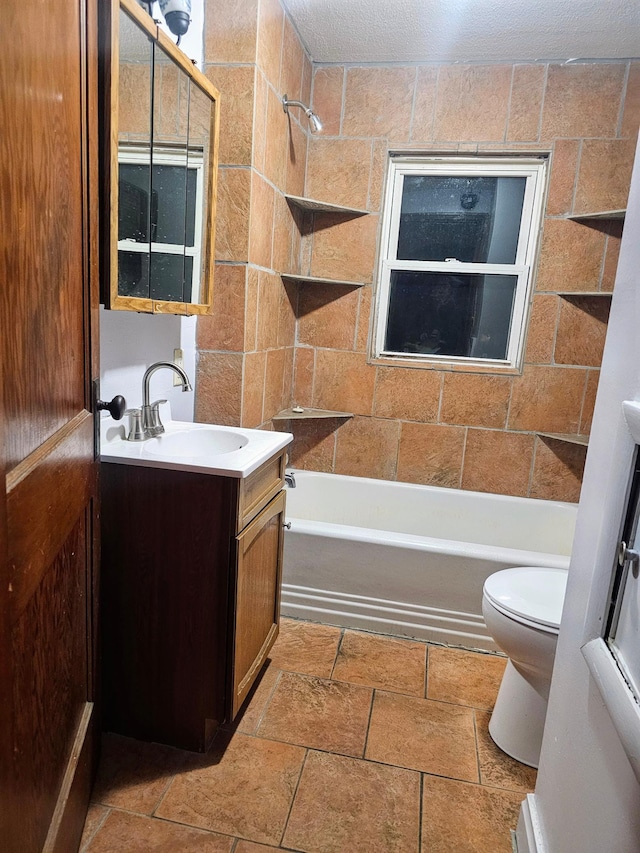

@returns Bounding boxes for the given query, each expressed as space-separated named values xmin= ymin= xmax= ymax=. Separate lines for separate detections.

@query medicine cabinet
xmin=101 ymin=0 xmax=220 ymax=314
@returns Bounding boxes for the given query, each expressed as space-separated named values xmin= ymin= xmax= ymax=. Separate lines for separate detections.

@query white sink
xmin=100 ymin=409 xmax=292 ymax=479
xmin=144 ymin=428 xmax=249 ymax=458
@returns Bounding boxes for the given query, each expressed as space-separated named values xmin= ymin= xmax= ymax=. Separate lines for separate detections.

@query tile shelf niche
xmin=272 ymin=407 xmax=354 ymax=421
xmin=563 ymin=209 xmax=626 ymax=221
xmin=554 ymin=291 xmax=613 ymax=298
xmin=285 ymin=194 xmax=369 ymax=217
xmin=281 ymin=273 xmax=365 ymax=288
xmin=536 ymin=432 xmax=590 ymax=447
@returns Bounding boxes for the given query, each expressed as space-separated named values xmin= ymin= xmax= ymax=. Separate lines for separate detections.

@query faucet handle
xmin=143 ymin=399 xmax=168 ymax=437
xmin=150 ymin=399 xmax=168 ymax=410
xmin=125 ymin=408 xmax=145 ymax=442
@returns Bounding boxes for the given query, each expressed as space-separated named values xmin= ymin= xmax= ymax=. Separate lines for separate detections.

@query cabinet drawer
xmin=237 ymin=452 xmax=285 ymax=532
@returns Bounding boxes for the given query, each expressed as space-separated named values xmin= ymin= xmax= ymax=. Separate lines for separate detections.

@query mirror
xmin=106 ymin=0 xmax=219 ymax=314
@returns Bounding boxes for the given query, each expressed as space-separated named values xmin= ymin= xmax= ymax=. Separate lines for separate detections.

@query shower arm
xmin=281 ymin=94 xmax=323 ymax=132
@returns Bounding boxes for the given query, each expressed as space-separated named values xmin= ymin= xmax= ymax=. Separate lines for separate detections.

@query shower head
xmin=282 ymin=94 xmax=323 ymax=133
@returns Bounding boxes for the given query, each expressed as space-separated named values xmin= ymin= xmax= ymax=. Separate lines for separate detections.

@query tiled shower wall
xmin=197 ymin=0 xmax=640 ymax=501
xmin=289 ymin=61 xmax=639 ymax=502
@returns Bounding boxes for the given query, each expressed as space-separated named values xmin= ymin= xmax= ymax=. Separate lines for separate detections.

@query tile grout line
xmin=278 ymin=748 xmax=311 ymax=847
xmin=80 ymin=805 xmax=111 ymax=852
xmin=329 ymin=627 xmax=345 ymax=680
xmin=361 ymin=687 xmax=377 ymax=759
xmin=473 ymin=709 xmax=484 ymax=786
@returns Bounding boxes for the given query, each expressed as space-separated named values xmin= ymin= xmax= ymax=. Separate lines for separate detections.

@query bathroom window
xmin=117 ymin=145 xmax=204 ymax=303
xmin=373 ymin=155 xmax=547 ymax=370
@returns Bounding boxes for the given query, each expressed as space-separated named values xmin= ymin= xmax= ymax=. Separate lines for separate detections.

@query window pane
xmin=149 ymin=253 xmax=193 ymax=302
xmin=151 ymin=165 xmax=197 ymax=246
xmin=384 ymin=271 xmax=517 ymax=360
xmin=118 ymin=249 xmax=150 ymax=298
xmin=397 ymin=175 xmax=526 ymax=264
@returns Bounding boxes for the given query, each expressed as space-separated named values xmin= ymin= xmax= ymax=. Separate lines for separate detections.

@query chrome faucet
xmin=139 ymin=361 xmax=192 ymax=438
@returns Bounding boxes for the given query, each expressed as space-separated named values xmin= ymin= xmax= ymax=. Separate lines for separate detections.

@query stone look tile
xmin=507 ymin=64 xmax=545 ymax=141
xmin=263 ymin=348 xmax=287 ymax=421
xmin=343 ymin=66 xmax=416 ymax=140
xmin=410 ymin=67 xmax=439 ymax=141
xmin=84 ymin=811 xmax=233 ymax=853
xmin=119 ymin=65 xmax=151 ymax=136
xmin=305 ymin=138 xmax=372 ymax=210
xmin=205 ymin=66 xmax=254 ymax=166
xmin=396 ymin=422 xmax=465 ymax=488
xmin=256 ymin=271 xmax=281 ymax=351
xmin=256 ymin=0 xmax=283 ymax=87
xmin=264 ymin=87 xmax=288 ymax=191
xmin=622 ymin=62 xmax=640 ymax=139
xmin=546 ymin=139 xmax=581 ymax=216
xmin=283 ymin=751 xmax=421 ymax=853
xmin=311 ymin=66 xmax=344 ymax=137
xmin=79 ymin=803 xmax=109 ymax=850
xmin=235 ymin=843 xmax=282 ymax=853
xmin=332 ymin=630 xmax=426 ymax=696
xmin=289 ymin=419 xmax=338 ymax=472
xmin=313 ymin=350 xmax=376 ymax=416
xmin=530 ymin=437 xmax=586 ymax=502
xmin=249 ymin=172 xmax=275 ymax=269
xmin=334 ymin=416 xmax=400 ymax=480
xmin=602 ymin=222 xmax=624 ymax=291
xmin=197 ymin=264 xmax=245 ymax=352
xmin=242 ymin=350 xmax=266 ymax=428
xmin=268 ymin=618 xmax=341 ymax=677
xmin=196 ymin=352 xmax=243 ymax=426
xmin=309 ymin=213 xmax=379 ymax=284
xmin=524 ymin=294 xmax=559 ymax=364
xmin=421 ymin=774 xmax=523 ymax=853
xmin=541 ymin=64 xmax=625 ymax=139
xmin=373 ymin=367 xmax=441 ymax=423
xmin=554 ymin=296 xmax=611 ymax=367
xmin=355 ymin=285 xmax=373 ymax=352
xmin=285 ymin=117 xmax=307 ymax=198
xmin=368 ymin=139 xmax=389 ymax=212
xmin=91 ymin=734 xmax=185 ymax=814
xmin=366 ymin=691 xmax=479 ymax=782
xmin=252 ymin=71 xmax=268 ymax=173
xmin=535 ymin=218 xmax=606 ymax=293
xmin=508 ymin=366 xmax=587 ymax=434
xmin=257 ymin=671 xmax=372 ymax=756
xmin=440 ymin=374 xmax=512 ymax=429
xmin=215 ymin=168 xmax=251 ymax=262
xmin=574 ymin=138 xmax=635 ymax=215
xmin=427 ymin=647 xmax=507 ymax=710
xmin=155 ymin=732 xmax=305 ymax=845
xmin=297 ymin=283 xmax=360 ymax=350
xmin=292 ymin=347 xmax=314 ymax=408
xmin=475 ymin=710 xmax=538 ymax=792
xmin=580 ymin=370 xmax=600 ymax=435
xmin=461 ymin=430 xmax=534 ymax=498
xmin=272 ymin=192 xmax=295 ymax=275
xmin=434 ymin=65 xmax=512 ymax=141
xmin=204 ymin=0 xmax=258 ymax=63
xmin=279 ymin=16 xmax=305 ymax=105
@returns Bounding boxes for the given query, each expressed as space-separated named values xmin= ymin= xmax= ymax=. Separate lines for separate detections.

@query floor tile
xmin=257 ymin=671 xmax=372 ymax=757
xmin=475 ymin=710 xmax=537 ymax=792
xmin=233 ymin=663 xmax=281 ymax=735
xmin=84 ymin=810 xmax=233 ymax=852
xmin=155 ymin=731 xmax=305 ymax=845
xmin=422 ymin=774 xmax=522 ymax=853
xmin=427 ymin=646 xmax=507 ymax=710
xmin=234 ymin=842 xmax=282 ymax=852
xmin=79 ymin=803 xmax=109 ymax=851
xmin=332 ymin=630 xmax=427 ymax=696
xmin=366 ymin=690 xmax=479 ymax=782
xmin=268 ymin=618 xmax=342 ymax=677
xmin=283 ymin=750 xmax=420 ymax=853
xmin=91 ymin=734 xmax=186 ymax=814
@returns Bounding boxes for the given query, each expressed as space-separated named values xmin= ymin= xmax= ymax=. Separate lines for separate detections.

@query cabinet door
xmin=231 ymin=490 xmax=286 ymax=718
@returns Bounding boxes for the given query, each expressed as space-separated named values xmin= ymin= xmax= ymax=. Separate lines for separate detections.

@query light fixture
xmin=282 ymin=95 xmax=323 ymax=133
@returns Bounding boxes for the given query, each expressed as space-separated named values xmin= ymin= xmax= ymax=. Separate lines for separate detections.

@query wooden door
xmin=0 ymin=0 xmax=100 ymax=850
xmin=231 ymin=491 xmax=286 ymax=718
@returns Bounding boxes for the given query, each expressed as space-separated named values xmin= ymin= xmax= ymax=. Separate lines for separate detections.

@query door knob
xmin=97 ymin=395 xmax=126 ymax=421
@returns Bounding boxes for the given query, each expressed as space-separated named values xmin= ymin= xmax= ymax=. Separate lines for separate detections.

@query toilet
xmin=482 ymin=566 xmax=568 ymax=768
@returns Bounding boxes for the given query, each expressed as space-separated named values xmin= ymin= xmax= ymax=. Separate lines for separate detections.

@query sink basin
xmin=144 ymin=428 xmax=249 ymax=458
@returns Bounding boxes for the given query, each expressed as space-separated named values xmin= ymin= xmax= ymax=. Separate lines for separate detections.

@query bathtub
xmin=282 ymin=471 xmax=577 ymax=651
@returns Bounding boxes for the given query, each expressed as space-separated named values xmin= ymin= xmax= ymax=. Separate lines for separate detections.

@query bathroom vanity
xmin=100 ymin=419 xmax=291 ymax=751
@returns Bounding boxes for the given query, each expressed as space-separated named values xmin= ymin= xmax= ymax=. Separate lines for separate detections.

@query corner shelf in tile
xmin=564 ymin=209 xmax=626 ymax=221
xmin=281 ymin=273 xmax=365 ymax=288
xmin=536 ymin=432 xmax=589 ymax=447
xmin=272 ymin=407 xmax=354 ymax=421
xmin=285 ymin=194 xmax=369 ymax=217
xmin=554 ymin=291 xmax=613 ymax=298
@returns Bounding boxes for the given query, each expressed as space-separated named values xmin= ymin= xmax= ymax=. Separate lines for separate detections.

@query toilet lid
xmin=483 ymin=567 xmax=568 ymax=630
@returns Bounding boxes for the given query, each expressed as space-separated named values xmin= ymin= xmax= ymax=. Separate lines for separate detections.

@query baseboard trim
xmin=516 ymin=794 xmax=546 ymax=853
xmin=281 ymin=583 xmax=497 ymax=650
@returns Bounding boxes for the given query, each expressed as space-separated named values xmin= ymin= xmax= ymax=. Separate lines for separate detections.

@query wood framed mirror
xmin=103 ymin=0 xmax=220 ymax=314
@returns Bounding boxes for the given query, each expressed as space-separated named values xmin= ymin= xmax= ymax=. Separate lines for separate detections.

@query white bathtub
xmin=282 ymin=471 xmax=577 ymax=651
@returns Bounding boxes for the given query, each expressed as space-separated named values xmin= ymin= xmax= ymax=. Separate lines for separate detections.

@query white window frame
xmin=373 ymin=155 xmax=547 ymax=370
xmin=117 ymin=144 xmax=205 ymax=303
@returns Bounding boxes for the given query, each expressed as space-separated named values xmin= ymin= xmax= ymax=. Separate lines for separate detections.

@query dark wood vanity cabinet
xmin=100 ymin=451 xmax=286 ymax=751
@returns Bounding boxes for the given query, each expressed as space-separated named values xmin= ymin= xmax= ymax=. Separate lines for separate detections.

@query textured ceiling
xmin=281 ymin=0 xmax=640 ymax=63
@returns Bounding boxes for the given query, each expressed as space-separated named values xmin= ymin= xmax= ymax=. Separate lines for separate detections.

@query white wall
xmin=518 ymin=139 xmax=640 ymax=851
xmin=99 ymin=307 xmax=197 ymax=422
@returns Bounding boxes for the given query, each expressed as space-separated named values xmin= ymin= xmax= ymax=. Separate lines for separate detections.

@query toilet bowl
xmin=482 ymin=566 xmax=568 ymax=768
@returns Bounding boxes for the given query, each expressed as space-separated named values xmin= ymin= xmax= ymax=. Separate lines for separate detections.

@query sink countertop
xmin=100 ymin=414 xmax=293 ymax=479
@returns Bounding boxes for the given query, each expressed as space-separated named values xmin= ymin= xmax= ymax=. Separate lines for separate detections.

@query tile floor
xmin=81 ymin=619 xmax=536 ymax=852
